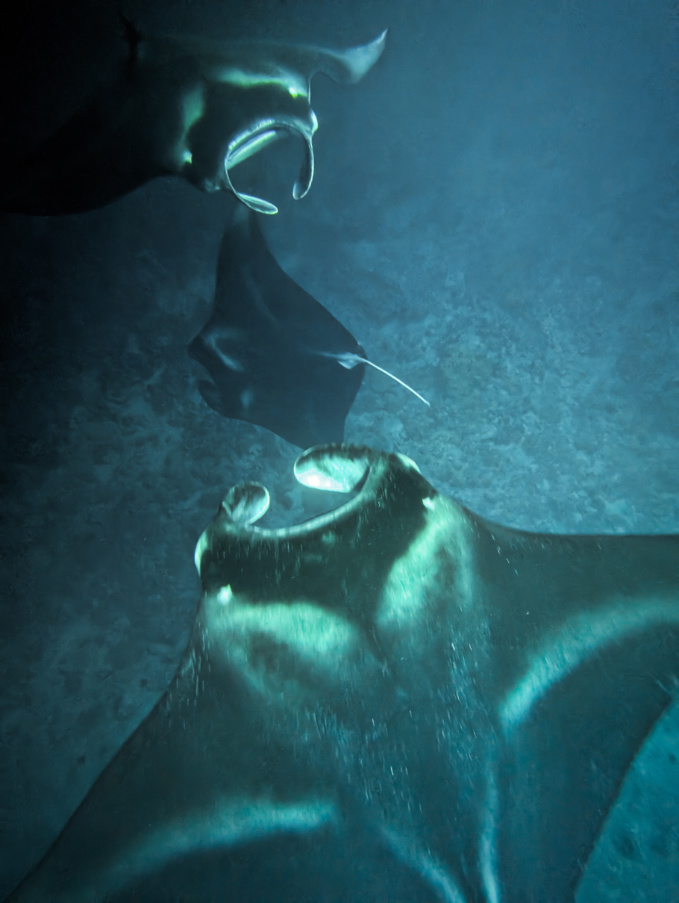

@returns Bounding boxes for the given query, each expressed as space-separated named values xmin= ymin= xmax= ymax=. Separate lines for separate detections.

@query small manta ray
xmin=189 ymin=208 xmax=428 ymax=448
xmin=0 ymin=20 xmax=386 ymax=215
xmin=4 ymin=444 xmax=678 ymax=903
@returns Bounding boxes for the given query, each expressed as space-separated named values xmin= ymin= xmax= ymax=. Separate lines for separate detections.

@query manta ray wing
xmin=471 ymin=521 xmax=679 ymax=899
xmin=188 ymin=209 xmax=365 ymax=448
xmin=5 ymin=445 xmax=678 ymax=902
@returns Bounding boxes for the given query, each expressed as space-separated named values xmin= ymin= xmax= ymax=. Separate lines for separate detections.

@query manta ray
xmin=0 ymin=21 xmax=386 ymax=215
xmin=4 ymin=444 xmax=678 ymax=902
xmin=188 ymin=207 xmax=367 ymax=448
xmin=189 ymin=207 xmax=429 ymax=448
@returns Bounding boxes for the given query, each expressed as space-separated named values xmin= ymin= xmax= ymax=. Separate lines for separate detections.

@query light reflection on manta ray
xmin=0 ymin=23 xmax=386 ymax=216
xmin=5 ymin=445 xmax=679 ymax=903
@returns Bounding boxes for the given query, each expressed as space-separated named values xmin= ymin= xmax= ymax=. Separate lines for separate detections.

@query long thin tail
xmin=323 ymin=351 xmax=430 ymax=407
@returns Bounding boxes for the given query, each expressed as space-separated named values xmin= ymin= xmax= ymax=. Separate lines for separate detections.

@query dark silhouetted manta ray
xmin=0 ymin=22 xmax=386 ymax=215
xmin=5 ymin=444 xmax=679 ymax=902
xmin=189 ymin=209 xmax=429 ymax=448
xmin=188 ymin=207 xmax=367 ymax=448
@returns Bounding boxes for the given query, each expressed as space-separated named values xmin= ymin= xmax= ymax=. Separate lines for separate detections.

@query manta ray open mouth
xmin=223 ymin=118 xmax=316 ymax=215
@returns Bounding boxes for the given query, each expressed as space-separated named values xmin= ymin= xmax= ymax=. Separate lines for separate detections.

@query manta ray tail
xmin=323 ymin=351 xmax=430 ymax=406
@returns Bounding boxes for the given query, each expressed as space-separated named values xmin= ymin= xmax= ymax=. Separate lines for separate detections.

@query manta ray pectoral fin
xmin=309 ymin=29 xmax=388 ymax=84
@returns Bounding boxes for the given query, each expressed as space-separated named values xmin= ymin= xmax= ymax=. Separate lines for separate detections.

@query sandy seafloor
xmin=0 ymin=0 xmax=678 ymax=899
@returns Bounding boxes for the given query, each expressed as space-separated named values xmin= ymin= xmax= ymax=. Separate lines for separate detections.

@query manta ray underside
xmin=189 ymin=208 xmax=366 ymax=448
xmin=5 ymin=445 xmax=679 ymax=903
xmin=0 ymin=23 xmax=386 ymax=215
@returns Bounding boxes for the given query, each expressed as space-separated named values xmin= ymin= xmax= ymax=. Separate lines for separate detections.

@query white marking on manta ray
xmin=216 ymin=585 xmax=233 ymax=606
xmin=240 ymin=387 xmax=255 ymax=410
xmin=380 ymin=826 xmax=468 ymax=903
xmin=213 ymin=352 xmax=242 ymax=371
xmin=214 ymin=68 xmax=310 ymax=99
xmin=174 ymin=84 xmax=206 ymax=169
xmin=205 ymin=597 xmax=360 ymax=693
xmin=479 ymin=772 xmax=501 ymax=903
xmin=378 ymin=495 xmax=478 ymax=624
xmin=90 ymin=797 xmax=337 ymax=903
xmin=500 ymin=595 xmax=679 ymax=732
xmin=202 ymin=327 xmax=245 ymax=371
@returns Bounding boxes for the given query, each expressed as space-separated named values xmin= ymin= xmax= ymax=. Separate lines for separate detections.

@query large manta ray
xmin=0 ymin=22 xmax=386 ymax=215
xmin=5 ymin=445 xmax=679 ymax=902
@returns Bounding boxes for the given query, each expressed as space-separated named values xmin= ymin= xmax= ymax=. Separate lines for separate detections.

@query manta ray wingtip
xmin=375 ymin=28 xmax=389 ymax=47
xmin=345 ymin=27 xmax=388 ymax=83
xmin=315 ymin=28 xmax=388 ymax=85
